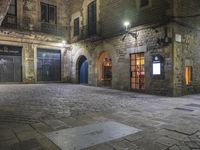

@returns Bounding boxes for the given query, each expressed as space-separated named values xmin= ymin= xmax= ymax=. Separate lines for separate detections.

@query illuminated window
xmin=102 ymin=57 xmax=112 ymax=80
xmin=185 ymin=66 xmax=192 ymax=85
xmin=130 ymin=53 xmax=145 ymax=90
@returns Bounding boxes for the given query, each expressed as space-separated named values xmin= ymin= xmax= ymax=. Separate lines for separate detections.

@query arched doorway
xmin=97 ymin=52 xmax=112 ymax=87
xmin=77 ymin=56 xmax=88 ymax=84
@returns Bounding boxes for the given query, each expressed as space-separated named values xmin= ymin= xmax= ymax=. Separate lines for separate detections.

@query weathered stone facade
xmin=68 ymin=0 xmax=200 ymax=96
xmin=0 ymin=0 xmax=71 ymax=83
xmin=1 ymin=0 xmax=200 ymax=96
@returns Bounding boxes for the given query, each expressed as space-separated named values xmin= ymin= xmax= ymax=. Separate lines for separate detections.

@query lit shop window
xmin=185 ymin=66 xmax=192 ymax=85
xmin=130 ymin=53 xmax=145 ymax=90
xmin=102 ymin=57 xmax=112 ymax=80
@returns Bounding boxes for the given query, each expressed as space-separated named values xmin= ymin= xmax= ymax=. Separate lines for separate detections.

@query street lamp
xmin=122 ymin=21 xmax=138 ymax=41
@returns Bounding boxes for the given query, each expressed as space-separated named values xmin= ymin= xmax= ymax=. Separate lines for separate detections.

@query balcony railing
xmin=71 ymin=23 xmax=101 ymax=42
xmin=40 ymin=22 xmax=66 ymax=37
xmin=81 ymin=24 xmax=100 ymax=39
xmin=1 ymin=20 xmax=67 ymax=37
xmin=1 ymin=15 xmax=17 ymax=29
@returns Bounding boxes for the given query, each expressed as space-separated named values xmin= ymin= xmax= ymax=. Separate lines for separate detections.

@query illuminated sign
xmin=153 ymin=63 xmax=161 ymax=75
xmin=152 ymin=55 xmax=164 ymax=76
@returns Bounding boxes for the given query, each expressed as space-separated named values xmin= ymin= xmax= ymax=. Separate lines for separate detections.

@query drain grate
xmin=174 ymin=107 xmax=194 ymax=112
xmin=185 ymin=103 xmax=200 ymax=108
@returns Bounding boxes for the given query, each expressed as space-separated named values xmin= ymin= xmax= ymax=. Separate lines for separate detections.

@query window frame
xmin=41 ymin=2 xmax=57 ymax=24
xmin=73 ymin=17 xmax=80 ymax=36
xmin=140 ymin=0 xmax=149 ymax=8
xmin=137 ymin=0 xmax=151 ymax=10
xmin=2 ymin=0 xmax=17 ymax=27
xmin=87 ymin=0 xmax=97 ymax=36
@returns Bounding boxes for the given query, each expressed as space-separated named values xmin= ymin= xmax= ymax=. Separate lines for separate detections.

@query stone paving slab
xmin=1 ymin=84 xmax=200 ymax=149
xmin=46 ymin=121 xmax=141 ymax=150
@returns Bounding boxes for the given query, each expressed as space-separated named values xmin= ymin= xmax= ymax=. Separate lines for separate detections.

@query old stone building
xmin=68 ymin=0 xmax=200 ymax=96
xmin=0 ymin=0 xmax=200 ymax=96
xmin=0 ymin=0 xmax=71 ymax=83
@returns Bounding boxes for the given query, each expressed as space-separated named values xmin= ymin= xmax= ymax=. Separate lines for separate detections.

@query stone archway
xmin=77 ymin=55 xmax=88 ymax=84
xmin=97 ymin=51 xmax=112 ymax=87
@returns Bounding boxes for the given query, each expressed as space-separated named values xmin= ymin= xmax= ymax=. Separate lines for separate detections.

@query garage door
xmin=37 ymin=49 xmax=61 ymax=82
xmin=0 ymin=45 xmax=22 ymax=82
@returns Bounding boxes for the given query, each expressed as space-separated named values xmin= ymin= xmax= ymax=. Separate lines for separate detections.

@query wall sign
xmin=152 ymin=54 xmax=164 ymax=78
xmin=0 ymin=45 xmax=22 ymax=56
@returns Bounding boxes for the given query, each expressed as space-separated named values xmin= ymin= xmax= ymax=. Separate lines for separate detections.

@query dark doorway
xmin=0 ymin=45 xmax=22 ymax=82
xmin=78 ymin=56 xmax=88 ymax=84
xmin=37 ymin=49 xmax=61 ymax=82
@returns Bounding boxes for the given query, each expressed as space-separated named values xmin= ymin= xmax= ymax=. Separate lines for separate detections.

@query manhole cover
xmin=46 ymin=121 xmax=141 ymax=150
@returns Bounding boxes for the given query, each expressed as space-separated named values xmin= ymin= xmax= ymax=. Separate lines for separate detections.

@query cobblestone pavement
xmin=0 ymin=84 xmax=200 ymax=150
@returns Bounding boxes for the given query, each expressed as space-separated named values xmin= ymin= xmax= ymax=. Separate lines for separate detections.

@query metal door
xmin=0 ymin=45 xmax=22 ymax=82
xmin=80 ymin=60 xmax=88 ymax=84
xmin=37 ymin=49 xmax=61 ymax=82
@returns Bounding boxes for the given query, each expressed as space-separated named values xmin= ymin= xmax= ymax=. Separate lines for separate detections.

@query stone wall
xmin=68 ymin=0 xmax=173 ymax=42
xmin=173 ymin=24 xmax=200 ymax=96
xmin=68 ymin=0 xmax=175 ymax=95
xmin=0 ymin=29 xmax=70 ymax=83
xmin=0 ymin=0 xmax=70 ymax=83
xmin=71 ymin=24 xmax=174 ymax=95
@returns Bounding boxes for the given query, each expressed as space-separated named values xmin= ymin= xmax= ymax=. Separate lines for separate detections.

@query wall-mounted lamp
xmin=122 ymin=21 xmax=138 ymax=41
xmin=61 ymin=40 xmax=67 ymax=47
xmin=62 ymin=40 xmax=66 ymax=45
xmin=124 ymin=21 xmax=130 ymax=31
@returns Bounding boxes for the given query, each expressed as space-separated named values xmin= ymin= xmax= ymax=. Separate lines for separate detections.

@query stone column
xmin=23 ymin=44 xmax=36 ymax=83
xmin=0 ymin=0 xmax=11 ymax=25
xmin=23 ymin=0 xmax=37 ymax=30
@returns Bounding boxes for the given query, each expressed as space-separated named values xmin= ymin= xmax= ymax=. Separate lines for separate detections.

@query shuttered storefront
xmin=0 ymin=45 xmax=22 ymax=82
xmin=37 ymin=49 xmax=61 ymax=82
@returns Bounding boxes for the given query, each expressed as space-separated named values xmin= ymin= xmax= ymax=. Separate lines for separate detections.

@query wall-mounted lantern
xmin=122 ymin=21 xmax=138 ymax=41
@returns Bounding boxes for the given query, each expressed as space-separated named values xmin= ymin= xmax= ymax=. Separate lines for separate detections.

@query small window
xmin=74 ymin=18 xmax=80 ymax=36
xmin=88 ymin=1 xmax=97 ymax=36
xmin=185 ymin=66 xmax=192 ymax=85
xmin=41 ymin=3 xmax=57 ymax=24
xmin=7 ymin=0 xmax=17 ymax=15
xmin=140 ymin=0 xmax=149 ymax=8
xmin=2 ymin=0 xmax=17 ymax=27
